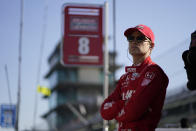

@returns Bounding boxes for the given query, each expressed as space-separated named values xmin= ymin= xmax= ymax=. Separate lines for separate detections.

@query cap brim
xmin=124 ymin=28 xmax=139 ymax=37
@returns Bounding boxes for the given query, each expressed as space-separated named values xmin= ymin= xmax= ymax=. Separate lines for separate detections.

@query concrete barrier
xmin=156 ymin=128 xmax=196 ymax=131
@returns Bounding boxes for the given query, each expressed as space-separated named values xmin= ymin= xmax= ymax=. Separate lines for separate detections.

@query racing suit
xmin=100 ymin=56 xmax=169 ymax=131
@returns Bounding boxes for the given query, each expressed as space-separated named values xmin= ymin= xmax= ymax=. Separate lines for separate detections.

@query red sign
xmin=62 ymin=4 xmax=103 ymax=66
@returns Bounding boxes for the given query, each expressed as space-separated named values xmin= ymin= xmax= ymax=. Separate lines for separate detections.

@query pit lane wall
xmin=156 ymin=128 xmax=196 ymax=131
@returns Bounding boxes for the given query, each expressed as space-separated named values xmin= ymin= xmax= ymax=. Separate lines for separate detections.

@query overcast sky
xmin=0 ymin=0 xmax=196 ymax=130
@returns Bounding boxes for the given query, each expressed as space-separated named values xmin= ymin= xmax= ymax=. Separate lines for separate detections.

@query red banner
xmin=62 ymin=4 xmax=103 ymax=66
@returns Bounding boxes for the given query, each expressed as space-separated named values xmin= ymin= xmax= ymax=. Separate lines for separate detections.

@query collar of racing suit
xmin=125 ymin=56 xmax=153 ymax=73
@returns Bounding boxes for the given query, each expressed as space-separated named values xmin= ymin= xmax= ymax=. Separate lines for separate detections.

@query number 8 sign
xmin=78 ymin=37 xmax=90 ymax=55
xmin=62 ymin=4 xmax=103 ymax=66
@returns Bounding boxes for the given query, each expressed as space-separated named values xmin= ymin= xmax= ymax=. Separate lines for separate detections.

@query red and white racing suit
xmin=100 ymin=57 xmax=169 ymax=131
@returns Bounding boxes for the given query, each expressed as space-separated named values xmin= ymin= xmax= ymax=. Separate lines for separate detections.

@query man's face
xmin=127 ymin=31 xmax=152 ymax=56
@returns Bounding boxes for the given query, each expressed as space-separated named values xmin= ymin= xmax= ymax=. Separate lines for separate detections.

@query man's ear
xmin=150 ymin=43 xmax=155 ymax=49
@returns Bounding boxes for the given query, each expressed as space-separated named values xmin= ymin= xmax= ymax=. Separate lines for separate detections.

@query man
xmin=100 ymin=24 xmax=169 ymax=131
xmin=182 ymin=30 xmax=196 ymax=90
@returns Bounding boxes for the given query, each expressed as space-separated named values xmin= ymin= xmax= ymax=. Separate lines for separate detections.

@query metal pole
xmin=103 ymin=2 xmax=109 ymax=131
xmin=15 ymin=0 xmax=23 ymax=130
xmin=4 ymin=65 xmax=12 ymax=105
xmin=32 ymin=1 xmax=48 ymax=129
xmin=112 ymin=0 xmax=116 ymax=85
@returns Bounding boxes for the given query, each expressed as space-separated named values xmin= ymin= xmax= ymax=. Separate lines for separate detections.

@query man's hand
xmin=190 ymin=30 xmax=196 ymax=48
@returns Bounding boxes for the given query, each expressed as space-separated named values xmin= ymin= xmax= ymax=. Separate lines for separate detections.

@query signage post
xmin=103 ymin=2 xmax=109 ymax=131
xmin=61 ymin=3 xmax=109 ymax=131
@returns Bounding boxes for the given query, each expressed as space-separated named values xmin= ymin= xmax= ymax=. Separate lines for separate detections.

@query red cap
xmin=124 ymin=24 xmax=155 ymax=43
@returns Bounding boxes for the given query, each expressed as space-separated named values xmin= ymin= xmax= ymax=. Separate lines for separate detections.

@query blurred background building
xmin=160 ymin=88 xmax=196 ymax=128
xmin=42 ymin=42 xmax=120 ymax=131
